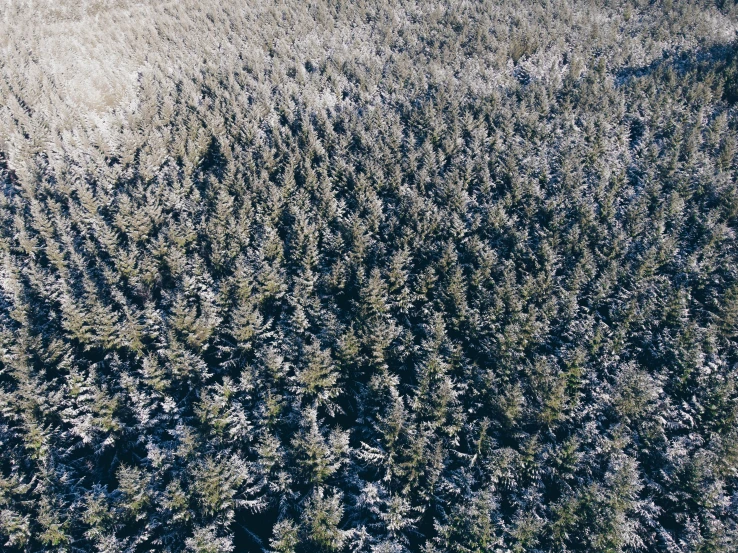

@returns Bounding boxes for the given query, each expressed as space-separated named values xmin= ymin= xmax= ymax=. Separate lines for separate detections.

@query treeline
xmin=1 ymin=1 xmax=738 ymax=552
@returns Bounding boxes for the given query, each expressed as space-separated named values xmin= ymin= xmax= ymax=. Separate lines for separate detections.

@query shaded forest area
xmin=1 ymin=1 xmax=738 ymax=551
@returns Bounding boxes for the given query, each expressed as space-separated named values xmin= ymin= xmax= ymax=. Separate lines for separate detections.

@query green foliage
xmin=301 ymin=488 xmax=347 ymax=551
xmin=270 ymin=519 xmax=300 ymax=553
xmin=0 ymin=1 xmax=737 ymax=552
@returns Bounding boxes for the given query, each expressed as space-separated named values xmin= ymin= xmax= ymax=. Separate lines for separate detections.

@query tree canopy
xmin=1 ymin=1 xmax=738 ymax=551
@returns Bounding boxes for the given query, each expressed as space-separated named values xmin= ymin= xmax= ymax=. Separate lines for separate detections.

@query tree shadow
xmin=0 ymin=150 xmax=18 ymax=195
xmin=614 ymin=39 xmax=738 ymax=102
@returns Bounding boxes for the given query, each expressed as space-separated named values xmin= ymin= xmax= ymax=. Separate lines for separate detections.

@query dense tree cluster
xmin=1 ymin=1 xmax=738 ymax=551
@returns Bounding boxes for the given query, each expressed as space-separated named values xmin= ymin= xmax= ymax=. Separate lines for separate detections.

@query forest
xmin=1 ymin=1 xmax=738 ymax=551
